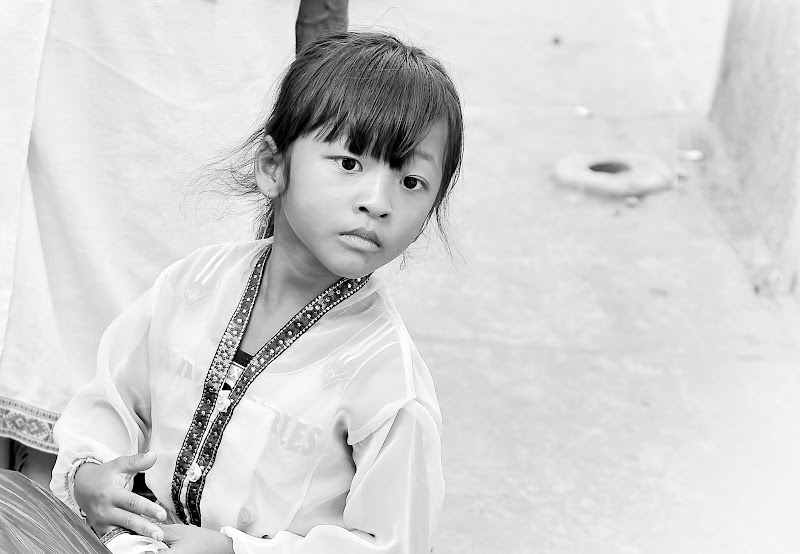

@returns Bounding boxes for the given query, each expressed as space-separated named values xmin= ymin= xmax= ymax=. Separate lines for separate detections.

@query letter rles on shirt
xmin=268 ymin=405 xmax=323 ymax=455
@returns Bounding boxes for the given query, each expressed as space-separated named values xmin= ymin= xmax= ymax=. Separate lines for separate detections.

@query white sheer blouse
xmin=51 ymin=240 xmax=444 ymax=553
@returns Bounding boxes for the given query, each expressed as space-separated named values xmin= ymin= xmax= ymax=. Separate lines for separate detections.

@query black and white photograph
xmin=0 ymin=1 xmax=798 ymax=553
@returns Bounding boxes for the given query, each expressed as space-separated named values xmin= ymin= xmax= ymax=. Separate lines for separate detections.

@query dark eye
xmin=402 ymin=176 xmax=425 ymax=190
xmin=337 ymin=157 xmax=361 ymax=171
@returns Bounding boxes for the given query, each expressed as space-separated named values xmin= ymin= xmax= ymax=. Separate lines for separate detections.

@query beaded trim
xmin=170 ymin=246 xmax=369 ymax=525
xmin=99 ymin=526 xmax=131 ymax=545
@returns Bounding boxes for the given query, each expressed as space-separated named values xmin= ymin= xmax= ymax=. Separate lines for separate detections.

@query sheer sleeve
xmin=220 ymin=400 xmax=444 ymax=554
xmin=50 ymin=268 xmax=170 ymax=512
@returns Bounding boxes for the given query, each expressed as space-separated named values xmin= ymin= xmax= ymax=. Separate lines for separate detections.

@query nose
xmin=356 ymin=170 xmax=393 ymax=218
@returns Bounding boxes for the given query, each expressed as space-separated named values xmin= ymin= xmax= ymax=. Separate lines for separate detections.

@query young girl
xmin=45 ymin=31 xmax=463 ymax=553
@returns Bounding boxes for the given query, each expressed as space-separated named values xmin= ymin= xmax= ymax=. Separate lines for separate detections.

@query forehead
xmin=412 ymin=121 xmax=448 ymax=167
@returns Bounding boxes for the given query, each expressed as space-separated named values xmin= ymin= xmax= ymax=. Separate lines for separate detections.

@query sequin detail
xmin=170 ymin=246 xmax=369 ymax=525
xmin=187 ymin=462 xmax=203 ymax=482
xmin=215 ymin=393 xmax=231 ymax=413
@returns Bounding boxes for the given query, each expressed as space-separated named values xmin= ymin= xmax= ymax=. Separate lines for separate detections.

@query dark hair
xmin=215 ymin=31 xmax=463 ymax=246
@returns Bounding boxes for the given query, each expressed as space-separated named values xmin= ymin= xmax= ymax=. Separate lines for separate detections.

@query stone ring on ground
xmin=553 ymin=152 xmax=672 ymax=197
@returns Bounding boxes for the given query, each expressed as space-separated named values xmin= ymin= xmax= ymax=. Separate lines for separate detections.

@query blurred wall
xmin=644 ymin=0 xmax=730 ymax=115
xmin=710 ymin=0 xmax=800 ymax=293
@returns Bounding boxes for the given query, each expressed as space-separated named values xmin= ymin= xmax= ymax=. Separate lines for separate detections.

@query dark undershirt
xmin=222 ymin=349 xmax=253 ymax=391
xmin=233 ymin=349 xmax=253 ymax=366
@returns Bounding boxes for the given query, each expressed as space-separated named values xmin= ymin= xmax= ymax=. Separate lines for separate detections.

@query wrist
xmin=68 ymin=455 xmax=103 ymax=517
xmin=217 ymin=532 xmax=235 ymax=554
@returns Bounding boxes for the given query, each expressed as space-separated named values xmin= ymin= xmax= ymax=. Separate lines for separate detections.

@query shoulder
xmin=147 ymin=239 xmax=269 ymax=316
xmin=162 ymin=239 xmax=269 ymax=284
xmin=326 ymin=278 xmax=421 ymax=390
xmin=330 ymin=278 xmax=441 ymax=443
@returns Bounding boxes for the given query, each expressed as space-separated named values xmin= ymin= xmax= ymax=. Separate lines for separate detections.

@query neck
xmin=263 ymin=239 xmax=339 ymax=306
xmin=260 ymin=199 xmax=341 ymax=313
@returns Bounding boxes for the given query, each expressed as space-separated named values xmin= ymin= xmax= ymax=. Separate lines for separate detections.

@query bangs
xmin=269 ymin=33 xmax=462 ymax=172
xmin=311 ymin=56 xmax=452 ymax=170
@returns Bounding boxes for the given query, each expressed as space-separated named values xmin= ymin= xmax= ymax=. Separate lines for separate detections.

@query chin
xmin=332 ymin=266 xmax=375 ymax=280
xmin=324 ymin=257 xmax=381 ymax=280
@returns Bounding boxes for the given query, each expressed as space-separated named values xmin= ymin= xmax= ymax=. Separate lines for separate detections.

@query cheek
xmin=394 ymin=208 xmax=431 ymax=248
xmin=284 ymin=198 xmax=325 ymax=241
xmin=282 ymin=183 xmax=343 ymax=238
xmin=411 ymin=199 xmax=437 ymax=232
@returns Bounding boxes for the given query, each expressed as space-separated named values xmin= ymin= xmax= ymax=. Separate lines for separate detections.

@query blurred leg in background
xmin=10 ymin=441 xmax=57 ymax=488
xmin=0 ymin=438 xmax=9 ymax=470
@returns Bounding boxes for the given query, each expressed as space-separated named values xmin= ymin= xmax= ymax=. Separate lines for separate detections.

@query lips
xmin=342 ymin=227 xmax=381 ymax=248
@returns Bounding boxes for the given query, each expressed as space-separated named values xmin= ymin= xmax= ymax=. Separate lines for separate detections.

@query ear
xmin=254 ymin=136 xmax=286 ymax=200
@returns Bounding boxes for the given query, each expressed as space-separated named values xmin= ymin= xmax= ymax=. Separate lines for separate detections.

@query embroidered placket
xmin=169 ymin=249 xmax=268 ymax=524
xmin=170 ymin=246 xmax=369 ymax=525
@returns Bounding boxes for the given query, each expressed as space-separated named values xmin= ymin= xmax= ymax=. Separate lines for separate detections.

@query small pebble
xmin=679 ymin=149 xmax=704 ymax=162
xmin=552 ymin=36 xmax=561 ymax=45
xmin=573 ymin=105 xmax=592 ymax=118
xmin=625 ymin=196 xmax=640 ymax=207
xmin=674 ymin=167 xmax=689 ymax=180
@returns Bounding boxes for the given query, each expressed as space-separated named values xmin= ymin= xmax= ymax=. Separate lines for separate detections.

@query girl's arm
xmin=50 ymin=268 xmax=170 ymax=528
xmin=220 ymin=400 xmax=444 ymax=554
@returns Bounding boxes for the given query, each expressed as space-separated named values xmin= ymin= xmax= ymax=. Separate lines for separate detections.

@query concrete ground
xmin=351 ymin=1 xmax=800 ymax=553
xmin=2 ymin=1 xmax=799 ymax=553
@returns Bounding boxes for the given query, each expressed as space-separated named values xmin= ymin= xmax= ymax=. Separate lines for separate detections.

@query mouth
xmin=341 ymin=227 xmax=382 ymax=251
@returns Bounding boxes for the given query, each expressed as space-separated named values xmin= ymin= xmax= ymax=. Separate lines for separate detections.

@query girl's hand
xmin=73 ymin=451 xmax=167 ymax=541
xmin=156 ymin=524 xmax=235 ymax=554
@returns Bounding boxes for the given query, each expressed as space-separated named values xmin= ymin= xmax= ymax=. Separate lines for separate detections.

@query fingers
xmin=111 ymin=489 xmax=167 ymax=522
xmin=106 ymin=506 xmax=165 ymax=542
xmin=159 ymin=524 xmax=182 ymax=543
xmin=157 ymin=525 xmax=180 ymax=553
xmin=114 ymin=451 xmax=158 ymax=474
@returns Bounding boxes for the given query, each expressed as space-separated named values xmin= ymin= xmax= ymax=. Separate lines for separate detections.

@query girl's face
xmin=261 ymin=122 xmax=447 ymax=279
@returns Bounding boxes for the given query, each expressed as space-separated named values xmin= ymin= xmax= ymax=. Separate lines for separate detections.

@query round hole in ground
xmin=589 ymin=161 xmax=631 ymax=174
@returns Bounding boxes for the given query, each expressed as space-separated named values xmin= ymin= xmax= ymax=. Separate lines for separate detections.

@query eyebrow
xmin=412 ymin=149 xmax=436 ymax=164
